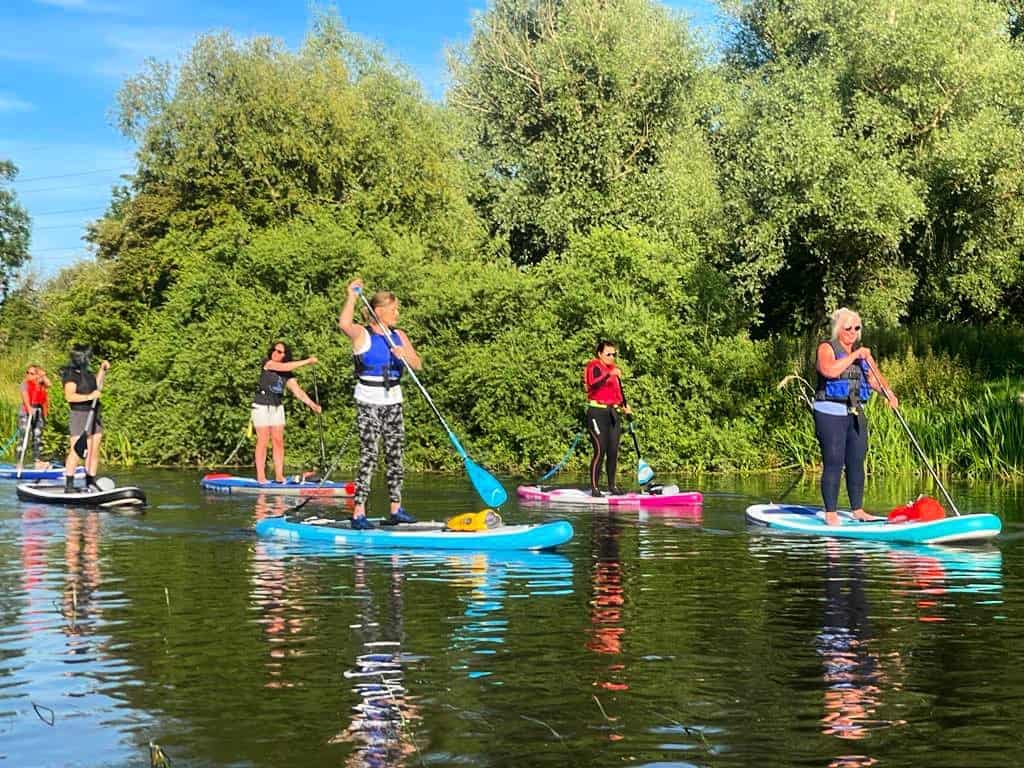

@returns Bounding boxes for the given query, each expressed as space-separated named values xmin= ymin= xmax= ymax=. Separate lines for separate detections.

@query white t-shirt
xmin=353 ymin=329 xmax=404 ymax=406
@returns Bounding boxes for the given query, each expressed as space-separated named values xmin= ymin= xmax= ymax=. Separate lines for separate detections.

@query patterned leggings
xmin=354 ymin=402 xmax=405 ymax=506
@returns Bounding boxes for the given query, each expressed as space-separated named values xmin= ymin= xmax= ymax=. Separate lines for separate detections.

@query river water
xmin=1 ymin=469 xmax=1021 ymax=767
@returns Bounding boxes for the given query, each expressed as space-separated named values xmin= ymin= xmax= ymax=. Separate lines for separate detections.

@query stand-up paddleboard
xmin=16 ymin=482 xmax=147 ymax=509
xmin=200 ymin=473 xmax=355 ymax=497
xmin=517 ymin=484 xmax=702 ymax=508
xmin=0 ymin=464 xmax=85 ymax=481
xmin=255 ymin=515 xmax=574 ymax=551
xmin=745 ymin=503 xmax=1000 ymax=545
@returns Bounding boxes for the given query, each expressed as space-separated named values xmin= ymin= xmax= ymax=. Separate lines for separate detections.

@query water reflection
xmin=817 ymin=542 xmax=905 ymax=761
xmin=333 ymin=555 xmax=421 ymax=767
xmin=588 ymin=512 xmax=628 ymax=693
xmin=61 ymin=512 xmax=103 ymax=660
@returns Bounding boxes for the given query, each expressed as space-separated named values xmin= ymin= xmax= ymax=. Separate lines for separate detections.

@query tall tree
xmin=449 ymin=0 xmax=723 ymax=264
xmin=0 ymin=160 xmax=31 ymax=305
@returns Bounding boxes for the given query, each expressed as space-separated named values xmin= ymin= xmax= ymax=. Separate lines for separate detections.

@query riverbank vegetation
xmin=2 ymin=1 xmax=1024 ymax=478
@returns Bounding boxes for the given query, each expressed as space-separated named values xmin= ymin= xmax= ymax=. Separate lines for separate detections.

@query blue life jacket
xmin=354 ymin=327 xmax=404 ymax=388
xmin=815 ymin=340 xmax=872 ymax=407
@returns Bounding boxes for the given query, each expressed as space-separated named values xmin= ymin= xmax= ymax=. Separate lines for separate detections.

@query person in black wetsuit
xmin=61 ymin=345 xmax=109 ymax=492
xmin=583 ymin=340 xmax=631 ymax=497
xmin=251 ymin=341 xmax=321 ymax=484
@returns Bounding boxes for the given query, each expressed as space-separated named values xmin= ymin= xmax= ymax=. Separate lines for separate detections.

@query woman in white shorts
xmin=252 ymin=341 xmax=321 ymax=483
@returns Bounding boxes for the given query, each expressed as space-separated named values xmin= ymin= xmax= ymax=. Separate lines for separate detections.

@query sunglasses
xmin=602 ymin=351 xmax=617 ymax=357
xmin=843 ymin=325 xmax=862 ymax=332
xmin=273 ymin=347 xmax=286 ymax=354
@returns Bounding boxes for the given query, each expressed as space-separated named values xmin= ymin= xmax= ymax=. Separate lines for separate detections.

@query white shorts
xmin=251 ymin=404 xmax=285 ymax=428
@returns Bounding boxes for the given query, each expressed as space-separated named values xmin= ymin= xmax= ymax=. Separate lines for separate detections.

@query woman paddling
xmin=252 ymin=342 xmax=321 ymax=484
xmin=19 ymin=365 xmax=51 ymax=469
xmin=339 ymin=278 xmax=422 ymax=530
xmin=61 ymin=346 xmax=109 ymax=492
xmin=584 ymin=340 xmax=631 ymax=497
xmin=814 ymin=308 xmax=898 ymax=525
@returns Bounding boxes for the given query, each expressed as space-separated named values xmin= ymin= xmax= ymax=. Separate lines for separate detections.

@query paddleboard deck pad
xmin=0 ymin=464 xmax=85 ymax=481
xmin=16 ymin=482 xmax=147 ymax=509
xmin=255 ymin=515 xmax=574 ymax=551
xmin=200 ymin=473 xmax=355 ymax=497
xmin=745 ymin=503 xmax=1000 ymax=544
xmin=517 ymin=484 xmax=702 ymax=507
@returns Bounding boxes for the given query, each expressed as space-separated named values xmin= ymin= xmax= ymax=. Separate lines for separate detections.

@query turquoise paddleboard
xmin=746 ymin=503 xmax=1000 ymax=544
xmin=255 ymin=515 xmax=574 ymax=551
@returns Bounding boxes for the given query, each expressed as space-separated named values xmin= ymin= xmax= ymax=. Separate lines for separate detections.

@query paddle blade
xmin=464 ymin=456 xmax=508 ymax=508
xmin=637 ymin=459 xmax=654 ymax=486
xmin=73 ymin=431 xmax=89 ymax=460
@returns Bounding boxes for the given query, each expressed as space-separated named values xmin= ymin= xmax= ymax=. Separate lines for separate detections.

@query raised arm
xmin=265 ymin=355 xmax=317 ymax=373
xmin=338 ymin=278 xmax=369 ymax=349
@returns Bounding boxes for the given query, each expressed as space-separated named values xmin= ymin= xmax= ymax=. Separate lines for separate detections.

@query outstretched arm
xmin=339 ymin=278 xmax=369 ymax=348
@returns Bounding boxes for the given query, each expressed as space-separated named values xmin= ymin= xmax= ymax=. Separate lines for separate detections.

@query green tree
xmin=449 ymin=0 xmax=723 ymax=263
xmin=719 ymin=0 xmax=1024 ymax=330
xmin=0 ymin=160 xmax=30 ymax=305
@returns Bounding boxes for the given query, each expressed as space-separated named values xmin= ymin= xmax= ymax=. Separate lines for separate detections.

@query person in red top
xmin=583 ymin=341 xmax=631 ymax=497
xmin=19 ymin=365 xmax=52 ymax=469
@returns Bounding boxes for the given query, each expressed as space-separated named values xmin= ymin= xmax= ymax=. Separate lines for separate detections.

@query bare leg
xmin=270 ymin=426 xmax=285 ymax=483
xmin=254 ymin=426 xmax=270 ymax=483
xmin=86 ymin=433 xmax=102 ymax=477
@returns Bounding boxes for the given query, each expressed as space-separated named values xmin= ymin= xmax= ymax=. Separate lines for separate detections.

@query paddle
xmin=15 ymin=408 xmax=34 ymax=479
xmin=617 ymin=379 xmax=654 ymax=486
xmin=537 ymin=430 xmax=584 ymax=483
xmin=73 ymin=367 xmax=106 ymax=460
xmin=863 ymin=356 xmax=961 ymax=517
xmin=311 ymin=366 xmax=327 ymax=476
xmin=355 ymin=286 xmax=508 ymax=508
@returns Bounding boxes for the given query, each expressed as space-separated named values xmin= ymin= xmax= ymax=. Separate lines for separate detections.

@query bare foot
xmin=825 ymin=511 xmax=840 ymax=526
xmin=851 ymin=509 xmax=879 ymax=522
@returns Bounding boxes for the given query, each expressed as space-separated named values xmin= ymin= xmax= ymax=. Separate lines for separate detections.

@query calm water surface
xmin=1 ymin=469 xmax=1022 ymax=767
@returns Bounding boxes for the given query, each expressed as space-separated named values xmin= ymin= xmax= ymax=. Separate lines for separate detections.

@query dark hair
xmin=266 ymin=341 xmax=293 ymax=363
xmin=69 ymin=344 xmax=92 ymax=370
xmin=595 ymin=340 xmax=616 ymax=356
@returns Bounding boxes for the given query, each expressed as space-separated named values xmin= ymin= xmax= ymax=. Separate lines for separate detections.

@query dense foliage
xmin=0 ymin=160 xmax=30 ymax=307
xmin=3 ymin=2 xmax=1024 ymax=478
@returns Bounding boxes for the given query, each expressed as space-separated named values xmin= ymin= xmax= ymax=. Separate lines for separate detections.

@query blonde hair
xmin=830 ymin=307 xmax=862 ymax=343
xmin=362 ymin=291 xmax=398 ymax=322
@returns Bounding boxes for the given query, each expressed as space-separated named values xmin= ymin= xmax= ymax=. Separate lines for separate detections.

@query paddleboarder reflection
xmin=818 ymin=543 xmax=904 ymax=760
xmin=332 ymin=554 xmax=420 ymax=766
xmin=61 ymin=512 xmax=103 ymax=642
xmin=587 ymin=512 xmax=629 ymax=694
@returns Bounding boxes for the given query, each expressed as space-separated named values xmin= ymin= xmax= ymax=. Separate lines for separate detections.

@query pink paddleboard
xmin=517 ymin=485 xmax=702 ymax=508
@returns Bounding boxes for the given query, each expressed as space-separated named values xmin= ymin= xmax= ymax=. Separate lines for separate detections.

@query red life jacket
xmin=22 ymin=380 xmax=49 ymax=417
xmin=583 ymin=359 xmax=623 ymax=406
xmin=887 ymin=495 xmax=945 ymax=524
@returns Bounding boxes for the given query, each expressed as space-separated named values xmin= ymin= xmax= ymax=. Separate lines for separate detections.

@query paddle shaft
xmin=616 ymin=379 xmax=643 ymax=460
xmin=311 ymin=366 xmax=327 ymax=475
xmin=864 ymin=357 xmax=961 ymax=516
xmin=15 ymin=407 xmax=34 ymax=478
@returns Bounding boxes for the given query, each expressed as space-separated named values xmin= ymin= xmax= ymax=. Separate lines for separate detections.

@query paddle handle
xmin=616 ymin=378 xmax=643 ymax=461
xmin=863 ymin=357 xmax=961 ymax=516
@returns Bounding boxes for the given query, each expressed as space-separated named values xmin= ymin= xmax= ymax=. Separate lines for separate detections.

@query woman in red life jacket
xmin=19 ymin=365 xmax=51 ymax=469
xmin=583 ymin=341 xmax=632 ymax=497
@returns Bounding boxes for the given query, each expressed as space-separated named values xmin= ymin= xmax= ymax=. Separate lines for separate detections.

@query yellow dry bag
xmin=445 ymin=509 xmax=503 ymax=532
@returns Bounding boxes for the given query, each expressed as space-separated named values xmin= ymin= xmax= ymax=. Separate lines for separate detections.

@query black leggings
xmin=587 ymin=406 xmax=621 ymax=491
xmin=814 ymin=410 xmax=868 ymax=512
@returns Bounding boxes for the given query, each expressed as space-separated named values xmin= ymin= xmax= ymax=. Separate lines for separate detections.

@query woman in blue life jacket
xmin=814 ymin=308 xmax=898 ymax=526
xmin=339 ymin=278 xmax=423 ymax=530
xmin=252 ymin=341 xmax=321 ymax=484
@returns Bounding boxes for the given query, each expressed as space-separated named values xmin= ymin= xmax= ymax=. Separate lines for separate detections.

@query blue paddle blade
xmin=465 ymin=456 xmax=508 ymax=507
xmin=637 ymin=459 xmax=654 ymax=486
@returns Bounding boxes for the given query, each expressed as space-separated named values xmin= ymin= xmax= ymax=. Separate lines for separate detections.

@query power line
xmin=17 ymin=180 xmax=126 ymax=194
xmin=12 ymin=167 xmax=131 ymax=184
xmin=33 ymin=222 xmax=92 ymax=231
xmin=32 ymin=206 xmax=106 ymax=217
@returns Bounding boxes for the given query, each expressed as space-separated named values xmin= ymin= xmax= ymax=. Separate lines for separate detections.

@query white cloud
xmin=0 ymin=95 xmax=35 ymax=113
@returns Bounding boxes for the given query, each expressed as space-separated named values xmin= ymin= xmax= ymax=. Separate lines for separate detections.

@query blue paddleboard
xmin=746 ymin=503 xmax=1000 ymax=544
xmin=255 ymin=515 xmax=574 ymax=551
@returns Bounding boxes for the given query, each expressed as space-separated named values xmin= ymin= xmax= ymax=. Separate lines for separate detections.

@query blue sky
xmin=0 ymin=0 xmax=723 ymax=279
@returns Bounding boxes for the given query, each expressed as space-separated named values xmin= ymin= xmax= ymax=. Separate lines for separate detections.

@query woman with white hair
xmin=814 ymin=308 xmax=898 ymax=525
